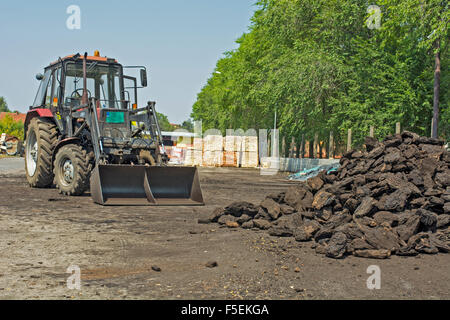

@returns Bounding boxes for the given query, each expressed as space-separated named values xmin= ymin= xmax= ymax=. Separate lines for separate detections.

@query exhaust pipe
xmin=90 ymin=164 xmax=204 ymax=206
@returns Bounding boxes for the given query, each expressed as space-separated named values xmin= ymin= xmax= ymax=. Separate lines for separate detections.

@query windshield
xmin=64 ymin=62 xmax=124 ymax=109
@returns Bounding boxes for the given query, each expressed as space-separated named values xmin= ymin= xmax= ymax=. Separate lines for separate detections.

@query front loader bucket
xmin=90 ymin=164 xmax=204 ymax=206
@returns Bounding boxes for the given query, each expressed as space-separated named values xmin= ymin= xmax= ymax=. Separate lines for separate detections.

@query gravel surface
xmin=0 ymin=157 xmax=24 ymax=175
xmin=0 ymin=164 xmax=448 ymax=299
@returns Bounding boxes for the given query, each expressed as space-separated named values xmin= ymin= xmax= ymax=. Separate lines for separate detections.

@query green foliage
xmin=0 ymin=114 xmax=24 ymax=138
xmin=181 ymin=119 xmax=194 ymax=132
xmin=157 ymin=112 xmax=174 ymax=132
xmin=0 ymin=97 xmax=10 ymax=112
xmin=192 ymin=0 xmax=449 ymax=148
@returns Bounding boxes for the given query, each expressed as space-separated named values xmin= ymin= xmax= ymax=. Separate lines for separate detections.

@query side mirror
xmin=36 ymin=73 xmax=44 ymax=81
xmin=140 ymin=69 xmax=148 ymax=87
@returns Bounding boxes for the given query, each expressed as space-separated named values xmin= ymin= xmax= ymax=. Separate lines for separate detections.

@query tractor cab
xmin=32 ymin=52 xmax=149 ymax=146
xmin=33 ymin=52 xmax=144 ymax=114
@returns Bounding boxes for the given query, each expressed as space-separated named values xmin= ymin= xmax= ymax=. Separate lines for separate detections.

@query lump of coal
xmin=260 ymin=198 xmax=281 ymax=220
xmin=326 ymin=232 xmax=347 ymax=259
xmin=224 ymin=201 xmax=258 ymax=217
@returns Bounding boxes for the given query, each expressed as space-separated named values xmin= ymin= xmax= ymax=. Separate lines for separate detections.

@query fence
xmin=280 ymin=122 xmax=408 ymax=160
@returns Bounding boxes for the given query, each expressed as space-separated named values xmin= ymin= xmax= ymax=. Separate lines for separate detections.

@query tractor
xmin=24 ymin=51 xmax=203 ymax=205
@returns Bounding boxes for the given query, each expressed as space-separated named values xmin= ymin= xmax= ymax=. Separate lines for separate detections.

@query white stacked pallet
xmin=241 ymin=151 xmax=259 ymax=168
xmin=224 ymin=135 xmax=235 ymax=152
xmin=234 ymin=136 xmax=244 ymax=166
xmin=203 ymin=151 xmax=224 ymax=167
xmin=203 ymin=135 xmax=223 ymax=151
xmin=243 ymin=136 xmax=258 ymax=152
xmin=203 ymin=135 xmax=223 ymax=167
xmin=193 ymin=137 xmax=203 ymax=166
xmin=184 ymin=147 xmax=194 ymax=166
xmin=241 ymin=136 xmax=259 ymax=168
xmin=223 ymin=135 xmax=237 ymax=167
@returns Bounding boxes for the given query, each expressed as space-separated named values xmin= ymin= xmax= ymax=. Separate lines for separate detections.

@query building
xmin=0 ymin=112 xmax=26 ymax=123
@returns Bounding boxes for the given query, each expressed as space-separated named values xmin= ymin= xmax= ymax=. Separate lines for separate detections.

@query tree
xmin=378 ymin=0 xmax=448 ymax=138
xmin=0 ymin=97 xmax=10 ymax=112
xmin=156 ymin=112 xmax=174 ymax=132
xmin=191 ymin=0 xmax=449 ymax=148
xmin=181 ymin=119 xmax=194 ymax=132
xmin=0 ymin=114 xmax=24 ymax=138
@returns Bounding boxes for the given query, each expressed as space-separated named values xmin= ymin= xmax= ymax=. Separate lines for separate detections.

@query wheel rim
xmin=26 ymin=130 xmax=38 ymax=177
xmin=59 ymin=157 xmax=74 ymax=186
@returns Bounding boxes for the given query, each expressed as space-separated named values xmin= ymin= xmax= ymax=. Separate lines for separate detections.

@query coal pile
xmin=199 ymin=132 xmax=450 ymax=259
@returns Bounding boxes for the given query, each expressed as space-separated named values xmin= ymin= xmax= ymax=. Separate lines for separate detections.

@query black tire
xmin=53 ymin=144 xmax=92 ymax=196
xmin=25 ymin=117 xmax=58 ymax=187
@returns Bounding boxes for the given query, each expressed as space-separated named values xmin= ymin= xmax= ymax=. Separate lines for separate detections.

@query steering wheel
xmin=71 ymin=88 xmax=92 ymax=100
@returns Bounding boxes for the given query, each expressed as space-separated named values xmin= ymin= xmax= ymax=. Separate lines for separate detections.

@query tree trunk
xmin=289 ymin=137 xmax=296 ymax=158
xmin=329 ymin=131 xmax=334 ymax=159
xmin=300 ymin=134 xmax=305 ymax=158
xmin=313 ymin=133 xmax=318 ymax=159
xmin=432 ymin=39 xmax=440 ymax=139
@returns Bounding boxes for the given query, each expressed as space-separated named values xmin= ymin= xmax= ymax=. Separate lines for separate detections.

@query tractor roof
xmin=48 ymin=54 xmax=118 ymax=67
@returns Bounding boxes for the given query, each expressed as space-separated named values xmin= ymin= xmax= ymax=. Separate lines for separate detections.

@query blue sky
xmin=0 ymin=0 xmax=256 ymax=123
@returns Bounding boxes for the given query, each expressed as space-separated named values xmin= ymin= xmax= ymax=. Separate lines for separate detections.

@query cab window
xmin=32 ymin=69 xmax=52 ymax=107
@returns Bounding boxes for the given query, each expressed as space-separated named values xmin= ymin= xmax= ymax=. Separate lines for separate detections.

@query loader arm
xmin=86 ymin=99 xmax=203 ymax=206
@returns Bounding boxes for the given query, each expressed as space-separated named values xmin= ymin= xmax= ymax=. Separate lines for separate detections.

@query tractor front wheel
xmin=53 ymin=144 xmax=92 ymax=196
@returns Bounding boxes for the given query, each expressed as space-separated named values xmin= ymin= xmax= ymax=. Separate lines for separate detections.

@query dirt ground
xmin=0 ymin=160 xmax=449 ymax=300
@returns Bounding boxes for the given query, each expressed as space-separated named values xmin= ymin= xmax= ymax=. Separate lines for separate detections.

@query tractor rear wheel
xmin=25 ymin=117 xmax=58 ymax=187
xmin=53 ymin=144 xmax=92 ymax=196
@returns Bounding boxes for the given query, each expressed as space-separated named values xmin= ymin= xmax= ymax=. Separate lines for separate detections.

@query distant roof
xmin=0 ymin=112 xmax=26 ymax=123
xmin=161 ymin=131 xmax=195 ymax=137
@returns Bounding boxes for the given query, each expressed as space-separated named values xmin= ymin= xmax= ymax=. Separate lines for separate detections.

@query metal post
xmin=272 ymin=106 xmax=277 ymax=158
xmin=329 ymin=131 xmax=334 ymax=159
xmin=300 ymin=134 xmax=305 ymax=158
xmin=347 ymin=129 xmax=352 ymax=152
xmin=396 ymin=122 xmax=401 ymax=135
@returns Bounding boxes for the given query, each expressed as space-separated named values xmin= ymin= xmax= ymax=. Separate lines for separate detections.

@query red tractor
xmin=24 ymin=52 xmax=203 ymax=205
